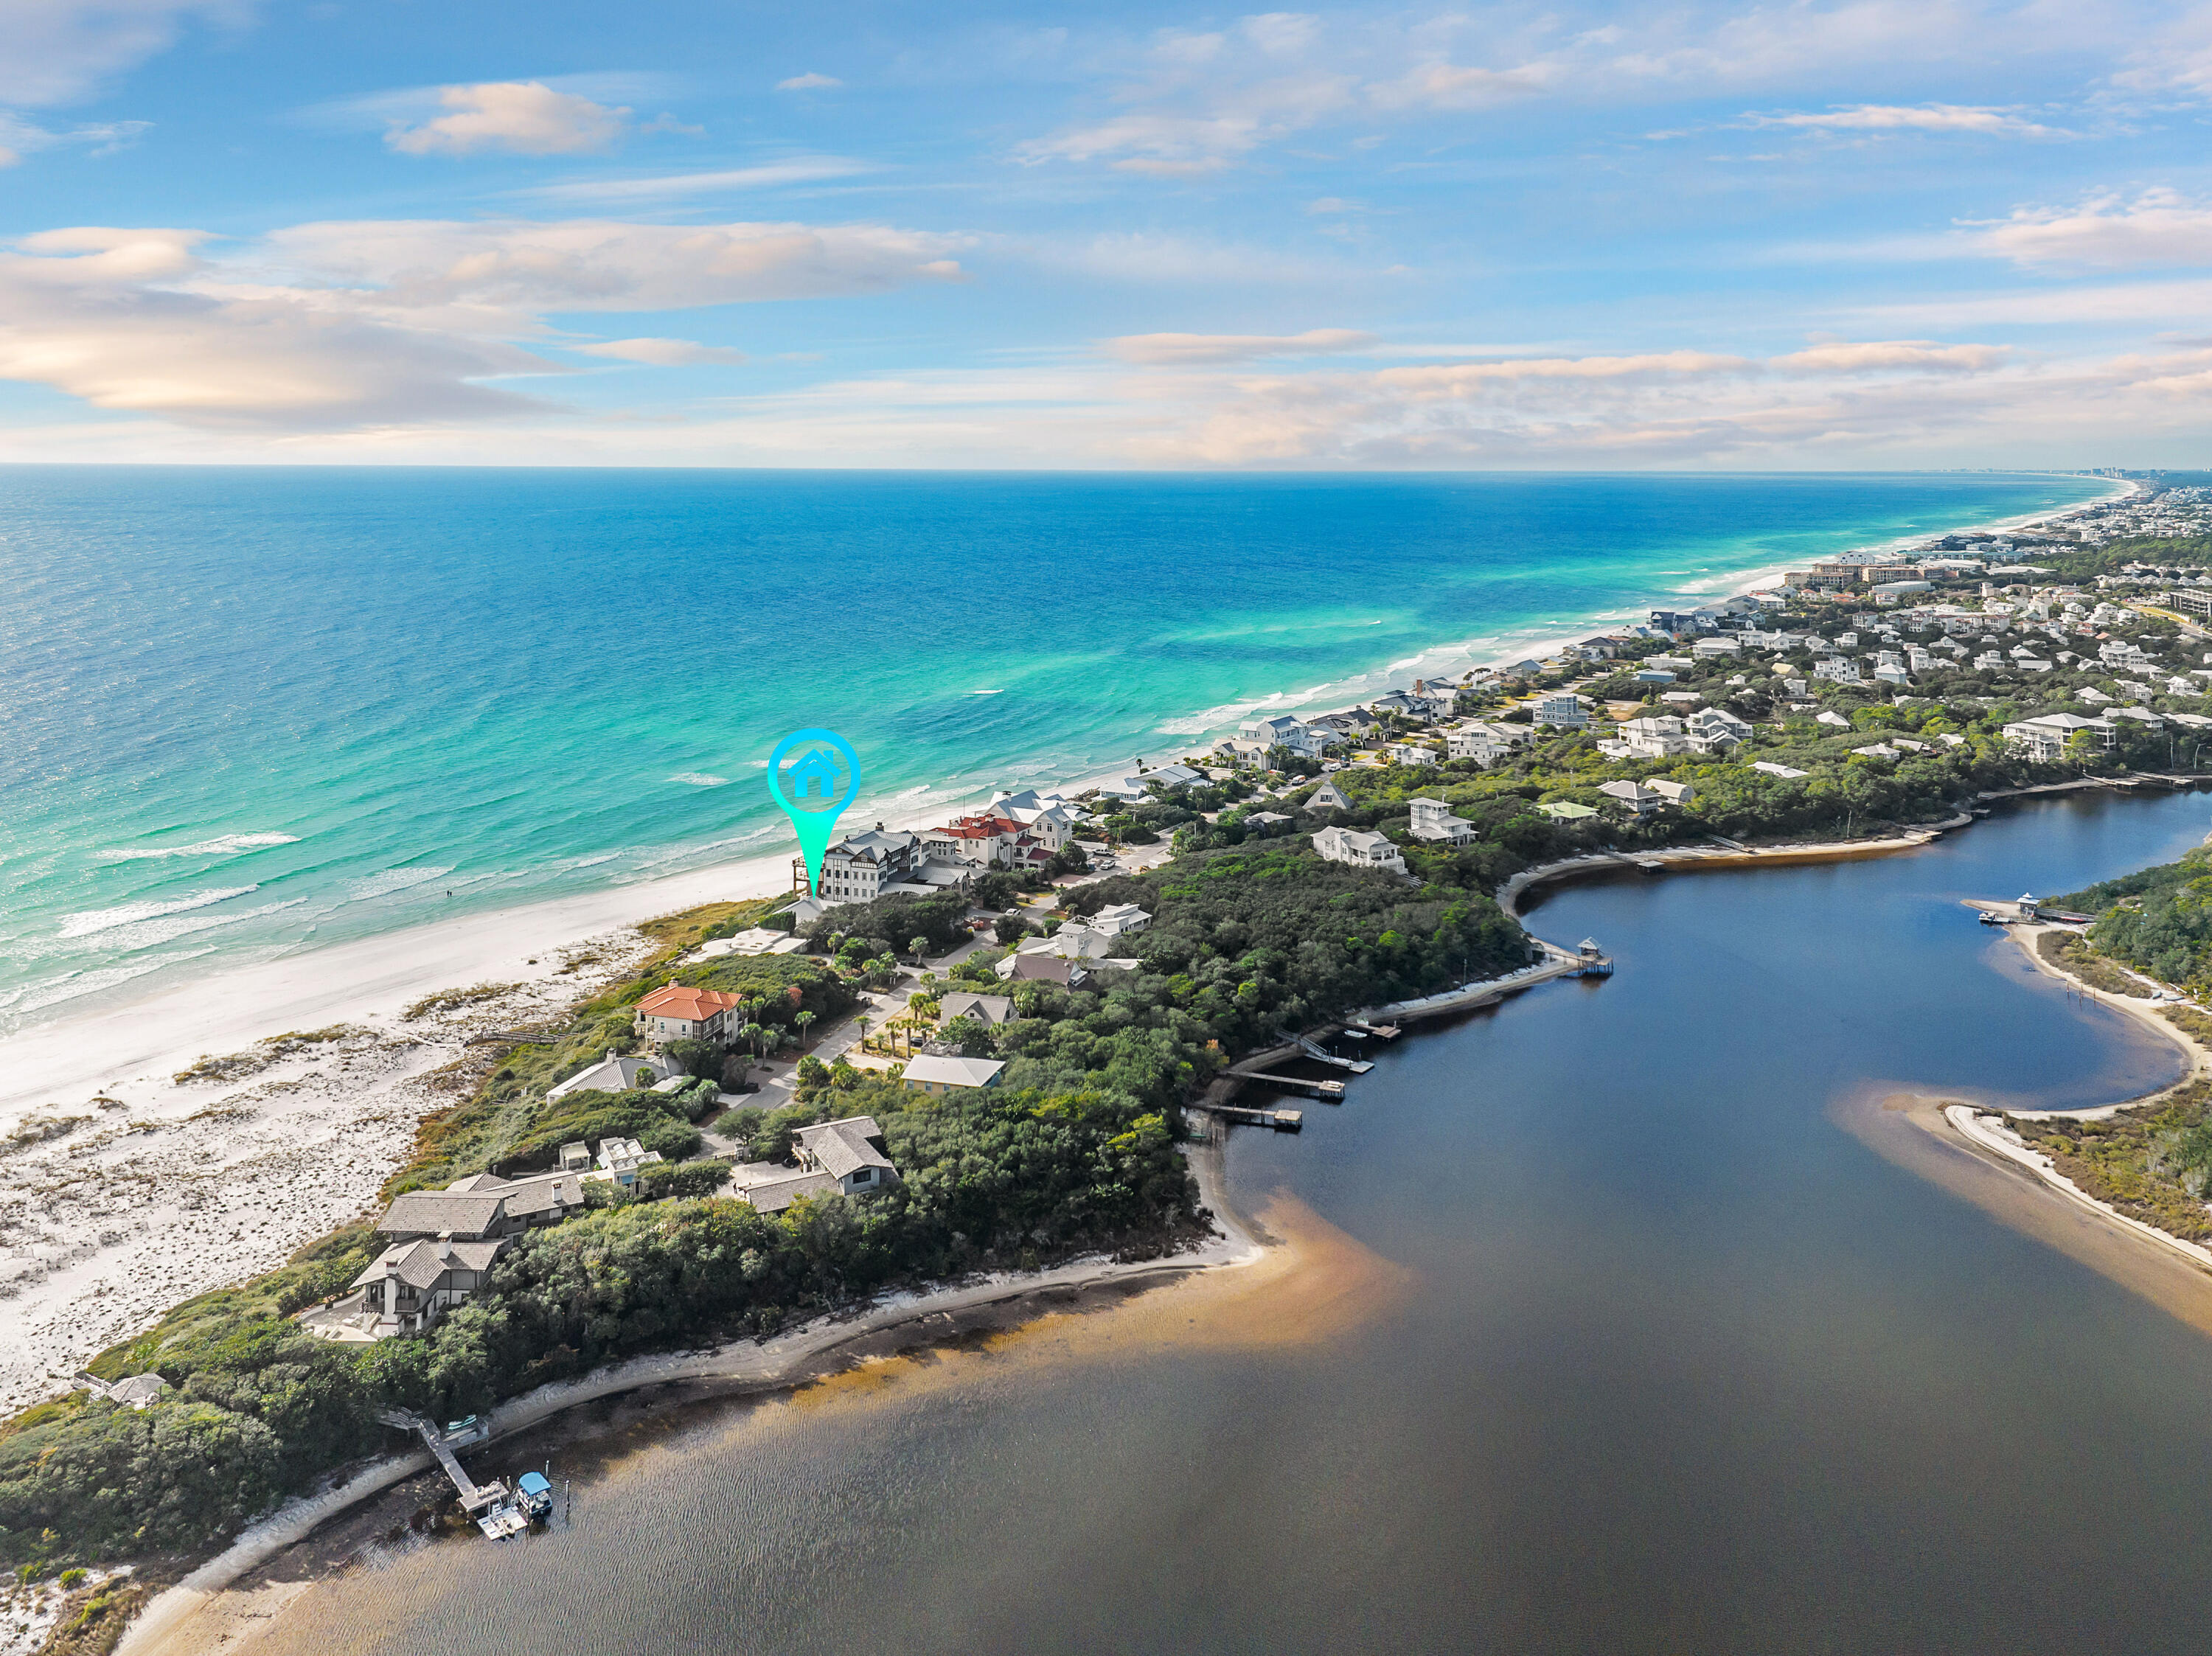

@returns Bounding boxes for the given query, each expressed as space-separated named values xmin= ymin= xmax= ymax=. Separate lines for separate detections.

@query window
xmin=852 ymin=1168 xmax=873 ymax=1185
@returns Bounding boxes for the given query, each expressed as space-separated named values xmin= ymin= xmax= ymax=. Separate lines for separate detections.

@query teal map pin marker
xmin=768 ymin=728 xmax=861 ymax=895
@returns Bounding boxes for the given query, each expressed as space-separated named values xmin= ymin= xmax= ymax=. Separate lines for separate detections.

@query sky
xmin=2 ymin=1 xmax=2212 ymax=469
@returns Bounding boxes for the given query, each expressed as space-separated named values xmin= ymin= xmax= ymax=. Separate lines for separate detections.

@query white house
xmin=1087 ymin=902 xmax=1152 ymax=936
xmin=1647 ymin=779 xmax=1695 ymax=807
xmin=1448 ymin=722 xmax=1528 ymax=763
xmin=1312 ymin=825 xmax=1408 ymax=874
xmin=1408 ymin=796 xmax=1477 ymax=844
xmin=1239 ymin=714 xmax=1331 ymax=757
xmin=1533 ymin=694 xmax=1588 ymax=730
xmin=2002 ymin=713 xmax=2115 ymax=761
xmin=1619 ymin=716 xmax=1691 ymax=759
xmin=1685 ymin=707 xmax=1751 ymax=753
xmin=591 ymin=1136 xmax=664 ymax=1189
xmin=1385 ymin=743 xmax=1438 ymax=768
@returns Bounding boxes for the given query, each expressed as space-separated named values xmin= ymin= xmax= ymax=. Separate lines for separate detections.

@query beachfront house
xmin=1540 ymin=801 xmax=1599 ymax=821
xmin=1408 ymin=796 xmax=1477 ymax=845
xmin=987 ymin=790 xmax=1079 ymax=852
xmin=902 ymin=1056 xmax=1006 ymax=1096
xmin=72 ymin=1371 xmax=170 ymax=1409
xmin=548 ymin=1051 xmax=669 ymax=1100
xmin=633 ymin=984 xmax=743 ymax=1051
xmin=1313 ymin=825 xmax=1408 ymax=874
xmin=1239 ymin=714 xmax=1331 ymax=758
xmin=816 ymin=827 xmax=921 ymax=903
xmin=302 ymin=1167 xmax=596 ymax=1340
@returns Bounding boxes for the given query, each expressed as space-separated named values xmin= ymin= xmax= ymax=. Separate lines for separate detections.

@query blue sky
xmin=3 ymin=0 xmax=2212 ymax=467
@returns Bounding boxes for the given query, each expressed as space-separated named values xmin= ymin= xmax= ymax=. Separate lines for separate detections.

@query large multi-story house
xmin=815 ymin=827 xmax=920 ymax=903
xmin=634 ymin=983 xmax=743 ymax=1049
xmin=923 ymin=811 xmax=1050 ymax=869
xmin=303 ymin=1168 xmax=592 ymax=1341
xmin=989 ymin=790 xmax=1079 ymax=851
xmin=1239 ymin=714 xmax=1332 ymax=757
xmin=1313 ymin=824 xmax=1408 ymax=874
xmin=1408 ymin=796 xmax=1476 ymax=844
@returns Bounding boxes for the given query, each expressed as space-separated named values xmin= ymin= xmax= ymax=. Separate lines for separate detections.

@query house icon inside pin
xmin=786 ymin=748 xmax=842 ymax=801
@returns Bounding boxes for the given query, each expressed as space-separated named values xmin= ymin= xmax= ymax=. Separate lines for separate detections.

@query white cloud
xmin=386 ymin=81 xmax=631 ymax=157
xmin=0 ymin=227 xmax=553 ymax=430
xmin=262 ymin=218 xmax=967 ymax=314
xmin=1016 ymin=3 xmax=2120 ymax=174
xmin=0 ymin=0 xmax=247 ymax=105
xmin=572 ymin=336 xmax=748 ymax=365
xmin=1750 ymin=102 xmax=2057 ymax=135
xmin=776 ymin=72 xmax=844 ymax=91
xmin=0 ymin=212 xmax=964 ymax=431
xmin=1106 ymin=327 xmax=1377 ymax=364
xmin=0 ymin=111 xmax=150 ymax=166
xmin=510 ymin=156 xmax=871 ymax=204
xmin=1970 ymin=189 xmax=2212 ymax=268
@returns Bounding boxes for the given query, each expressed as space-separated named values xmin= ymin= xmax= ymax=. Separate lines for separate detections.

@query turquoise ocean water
xmin=0 ymin=467 xmax=2110 ymax=1035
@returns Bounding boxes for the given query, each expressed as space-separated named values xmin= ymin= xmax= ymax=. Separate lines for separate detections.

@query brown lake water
xmin=241 ymin=793 xmax=2212 ymax=1655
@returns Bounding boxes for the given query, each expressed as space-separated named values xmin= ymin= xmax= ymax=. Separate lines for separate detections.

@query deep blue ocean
xmin=0 ymin=467 xmax=2110 ymax=1034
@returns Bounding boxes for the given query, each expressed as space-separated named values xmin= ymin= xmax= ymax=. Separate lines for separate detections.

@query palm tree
xmin=794 ymin=1009 xmax=815 ymax=1050
xmin=855 ymin=1013 xmax=872 ymax=1052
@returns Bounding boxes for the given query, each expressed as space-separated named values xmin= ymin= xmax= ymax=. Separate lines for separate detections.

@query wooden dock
xmin=379 ymin=1409 xmax=524 ymax=1536
xmin=1240 ymin=1073 xmax=1346 ymax=1102
xmin=1192 ymin=1103 xmax=1303 ymax=1130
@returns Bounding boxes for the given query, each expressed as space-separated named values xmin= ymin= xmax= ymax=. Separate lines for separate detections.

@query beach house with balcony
xmin=1313 ymin=824 xmax=1408 ymax=874
xmin=817 ymin=827 xmax=920 ymax=903
xmin=1408 ymin=796 xmax=1477 ymax=844
xmin=634 ymin=984 xmax=743 ymax=1051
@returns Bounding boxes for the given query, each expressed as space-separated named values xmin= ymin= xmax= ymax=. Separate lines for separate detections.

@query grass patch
xmin=403 ymin=983 xmax=521 ymax=1021
xmin=171 ymin=1026 xmax=361 ymax=1085
xmin=38 ymin=1578 xmax=148 ymax=1656
xmin=2036 ymin=929 xmax=2151 ymax=998
xmin=2010 ymin=1079 xmax=2212 ymax=1242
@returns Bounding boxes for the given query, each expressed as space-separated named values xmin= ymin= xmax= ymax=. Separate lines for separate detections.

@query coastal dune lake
xmin=238 ymin=792 xmax=2212 ymax=1656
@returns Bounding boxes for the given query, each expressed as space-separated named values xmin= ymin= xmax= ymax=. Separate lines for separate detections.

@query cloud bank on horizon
xmin=4 ymin=0 xmax=2212 ymax=468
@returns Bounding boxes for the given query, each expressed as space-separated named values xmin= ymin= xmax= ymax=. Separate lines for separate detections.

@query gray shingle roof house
xmin=939 ymin=992 xmax=1015 ymax=1026
xmin=733 ymin=1116 xmax=899 ymax=1213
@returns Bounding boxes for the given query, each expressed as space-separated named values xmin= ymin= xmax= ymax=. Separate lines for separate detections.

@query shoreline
xmin=1 ymin=475 xmax=2124 ymax=1081
xmin=115 ymin=1143 xmax=1268 ymax=1656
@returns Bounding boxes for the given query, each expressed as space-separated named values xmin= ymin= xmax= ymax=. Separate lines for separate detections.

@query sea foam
xmin=60 ymin=887 xmax=260 ymax=940
xmin=92 ymin=833 xmax=299 ymax=863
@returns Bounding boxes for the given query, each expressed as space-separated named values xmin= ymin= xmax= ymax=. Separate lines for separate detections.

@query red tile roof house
xmin=634 ymin=983 xmax=743 ymax=1050
xmin=921 ymin=813 xmax=1052 ymax=871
